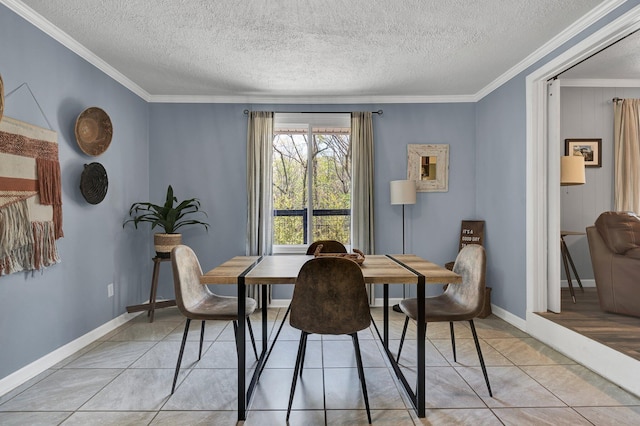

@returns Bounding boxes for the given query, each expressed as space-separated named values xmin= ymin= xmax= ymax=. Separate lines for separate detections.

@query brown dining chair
xmin=262 ymin=240 xmax=348 ymax=365
xmin=306 ymin=239 xmax=348 ymax=255
xmin=170 ymin=245 xmax=258 ymax=394
xmin=395 ymin=244 xmax=493 ymax=396
xmin=286 ymin=257 xmax=372 ymax=423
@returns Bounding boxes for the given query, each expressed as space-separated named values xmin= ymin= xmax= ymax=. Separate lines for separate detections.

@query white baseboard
xmin=489 ymin=304 xmax=527 ymax=331
xmin=269 ymin=299 xmax=291 ymax=308
xmin=272 ymin=298 xmax=406 ymax=308
xmin=560 ymin=278 xmax=596 ymax=288
xmin=275 ymin=298 xmax=525 ymax=332
xmin=372 ymin=297 xmax=404 ymax=307
xmin=0 ymin=311 xmax=140 ymax=397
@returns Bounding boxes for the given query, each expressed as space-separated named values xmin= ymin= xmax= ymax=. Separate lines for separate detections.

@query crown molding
xmin=560 ymin=78 xmax=640 ymax=87
xmin=147 ymin=94 xmax=477 ymax=104
xmin=1 ymin=0 xmax=151 ymax=101
xmin=474 ymin=0 xmax=628 ymax=101
xmin=2 ymin=0 xmax=629 ymax=105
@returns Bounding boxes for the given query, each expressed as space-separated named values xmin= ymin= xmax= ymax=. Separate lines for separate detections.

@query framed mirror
xmin=407 ymin=144 xmax=449 ymax=192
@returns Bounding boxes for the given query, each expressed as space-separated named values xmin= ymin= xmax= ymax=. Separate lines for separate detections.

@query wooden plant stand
xmin=126 ymin=256 xmax=176 ymax=322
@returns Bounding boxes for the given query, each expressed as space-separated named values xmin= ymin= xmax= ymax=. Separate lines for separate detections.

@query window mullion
xmin=306 ymin=124 xmax=313 ymax=244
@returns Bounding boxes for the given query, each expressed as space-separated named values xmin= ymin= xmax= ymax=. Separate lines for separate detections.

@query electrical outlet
xmin=107 ymin=283 xmax=114 ymax=298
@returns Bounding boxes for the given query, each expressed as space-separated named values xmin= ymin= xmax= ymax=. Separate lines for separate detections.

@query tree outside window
xmin=272 ymin=128 xmax=351 ymax=247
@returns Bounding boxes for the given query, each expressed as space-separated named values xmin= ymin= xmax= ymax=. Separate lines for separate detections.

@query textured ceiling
xmin=13 ymin=0 xmax=609 ymax=100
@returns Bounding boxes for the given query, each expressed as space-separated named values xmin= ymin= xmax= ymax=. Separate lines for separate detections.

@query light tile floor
xmin=1 ymin=307 xmax=640 ymax=425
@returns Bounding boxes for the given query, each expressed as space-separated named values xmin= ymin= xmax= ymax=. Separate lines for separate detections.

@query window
xmin=272 ymin=113 xmax=351 ymax=253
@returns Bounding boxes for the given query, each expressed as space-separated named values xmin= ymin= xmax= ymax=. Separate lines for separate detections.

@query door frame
xmin=526 ymin=4 xmax=640 ymax=316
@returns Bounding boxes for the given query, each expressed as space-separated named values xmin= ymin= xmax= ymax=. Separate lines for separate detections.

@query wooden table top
xmin=200 ymin=254 xmax=461 ymax=285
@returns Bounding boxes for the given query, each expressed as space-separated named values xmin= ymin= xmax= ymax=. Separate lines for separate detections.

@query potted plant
xmin=123 ymin=185 xmax=210 ymax=258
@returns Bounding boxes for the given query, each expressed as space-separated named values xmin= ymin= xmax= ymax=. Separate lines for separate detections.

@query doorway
xmin=525 ymin=4 xmax=640 ymax=397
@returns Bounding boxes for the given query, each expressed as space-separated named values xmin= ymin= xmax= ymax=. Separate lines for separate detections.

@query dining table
xmin=200 ymin=253 xmax=461 ymax=421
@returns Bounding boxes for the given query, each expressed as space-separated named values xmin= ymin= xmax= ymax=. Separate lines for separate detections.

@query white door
xmin=547 ymin=79 xmax=562 ymax=313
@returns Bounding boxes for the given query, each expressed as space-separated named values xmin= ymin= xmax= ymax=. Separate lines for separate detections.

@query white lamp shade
xmin=560 ymin=156 xmax=586 ymax=186
xmin=390 ymin=180 xmax=416 ymax=205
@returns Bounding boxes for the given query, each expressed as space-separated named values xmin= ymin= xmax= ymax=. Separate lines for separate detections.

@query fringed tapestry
xmin=0 ymin=116 xmax=62 ymax=275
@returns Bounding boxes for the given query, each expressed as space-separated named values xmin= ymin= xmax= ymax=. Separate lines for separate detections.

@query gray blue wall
xmin=476 ymin=76 xmax=528 ymax=317
xmin=0 ymin=5 xmax=151 ymax=379
xmin=473 ymin=1 xmax=640 ymax=318
xmin=148 ymin=103 xmax=477 ymax=301
xmin=1 ymin=0 xmax=638 ymax=383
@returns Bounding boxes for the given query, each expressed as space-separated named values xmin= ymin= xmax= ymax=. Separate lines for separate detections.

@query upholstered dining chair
xmin=306 ymin=239 xmax=348 ymax=255
xmin=395 ymin=244 xmax=493 ymax=397
xmin=286 ymin=257 xmax=372 ymax=423
xmin=170 ymin=245 xmax=258 ymax=394
xmin=262 ymin=240 xmax=348 ymax=364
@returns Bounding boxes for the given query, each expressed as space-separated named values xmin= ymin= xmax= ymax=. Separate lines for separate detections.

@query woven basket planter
xmin=154 ymin=233 xmax=182 ymax=258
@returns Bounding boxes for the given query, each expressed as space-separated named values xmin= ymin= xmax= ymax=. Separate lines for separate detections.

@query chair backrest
xmin=445 ymin=244 xmax=486 ymax=317
xmin=306 ymin=240 xmax=347 ymax=255
xmin=290 ymin=257 xmax=370 ymax=335
xmin=171 ymin=245 xmax=212 ymax=317
xmin=594 ymin=211 xmax=640 ymax=255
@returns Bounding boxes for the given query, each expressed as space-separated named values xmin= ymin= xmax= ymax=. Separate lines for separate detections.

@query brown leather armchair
xmin=586 ymin=211 xmax=640 ymax=318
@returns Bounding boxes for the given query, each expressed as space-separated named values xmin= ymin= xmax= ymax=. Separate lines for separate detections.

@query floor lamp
xmin=390 ymin=180 xmax=416 ymax=312
xmin=560 ymin=155 xmax=586 ymax=303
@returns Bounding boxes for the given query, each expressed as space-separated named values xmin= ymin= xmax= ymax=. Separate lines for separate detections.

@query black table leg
xmin=560 ymin=239 xmax=577 ymax=303
xmin=382 ymin=255 xmax=427 ymax=418
xmin=416 ymin=275 xmax=426 ymax=417
xmin=237 ymin=276 xmax=246 ymax=421
xmin=262 ymin=285 xmax=268 ymax=353
xmin=383 ymin=284 xmax=389 ymax=348
xmin=562 ymin=237 xmax=584 ymax=291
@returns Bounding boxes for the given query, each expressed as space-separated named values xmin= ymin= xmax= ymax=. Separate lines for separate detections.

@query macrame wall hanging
xmin=0 ymin=116 xmax=62 ymax=275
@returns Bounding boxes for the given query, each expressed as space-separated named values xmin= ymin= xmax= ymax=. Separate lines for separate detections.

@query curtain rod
xmin=613 ymin=97 xmax=622 ymax=102
xmin=550 ymin=27 xmax=640 ymax=81
xmin=243 ymin=109 xmax=383 ymax=115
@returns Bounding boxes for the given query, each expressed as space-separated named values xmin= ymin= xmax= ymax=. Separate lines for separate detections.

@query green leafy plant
xmin=123 ymin=185 xmax=209 ymax=233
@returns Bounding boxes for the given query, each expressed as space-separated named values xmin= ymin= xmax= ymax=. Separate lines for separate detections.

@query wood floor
xmin=538 ymin=287 xmax=640 ymax=361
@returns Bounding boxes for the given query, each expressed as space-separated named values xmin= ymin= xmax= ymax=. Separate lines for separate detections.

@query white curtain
xmin=351 ymin=112 xmax=376 ymax=304
xmin=246 ymin=111 xmax=274 ymax=306
xmin=613 ymin=99 xmax=640 ymax=213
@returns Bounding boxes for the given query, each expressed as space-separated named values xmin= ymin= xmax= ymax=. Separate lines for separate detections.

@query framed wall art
xmin=407 ymin=144 xmax=449 ymax=192
xmin=565 ymin=138 xmax=602 ymax=167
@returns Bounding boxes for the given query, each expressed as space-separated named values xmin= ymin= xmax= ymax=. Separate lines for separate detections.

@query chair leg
xmin=246 ymin=317 xmax=259 ymax=360
xmin=287 ymin=331 xmax=308 ymax=422
xmin=351 ymin=333 xmax=372 ymax=424
xmin=469 ymin=320 xmax=493 ymax=397
xmin=396 ymin=316 xmax=409 ymax=363
xmin=449 ymin=321 xmax=456 ymax=362
xmin=298 ymin=332 xmax=309 ymax=377
xmin=171 ymin=318 xmax=191 ymax=394
xmin=198 ymin=321 xmax=205 ymax=360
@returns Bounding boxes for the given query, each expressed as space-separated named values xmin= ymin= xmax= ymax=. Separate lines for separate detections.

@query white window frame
xmin=272 ymin=113 xmax=351 ymax=254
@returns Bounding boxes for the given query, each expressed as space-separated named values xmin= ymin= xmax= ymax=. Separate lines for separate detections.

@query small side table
xmin=560 ymin=231 xmax=585 ymax=303
xmin=126 ymin=256 xmax=176 ymax=322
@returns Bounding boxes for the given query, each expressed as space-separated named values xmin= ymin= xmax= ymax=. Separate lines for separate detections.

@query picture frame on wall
xmin=407 ymin=144 xmax=449 ymax=192
xmin=565 ymin=138 xmax=602 ymax=167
